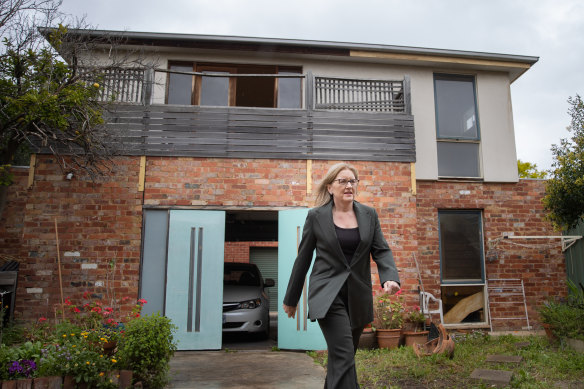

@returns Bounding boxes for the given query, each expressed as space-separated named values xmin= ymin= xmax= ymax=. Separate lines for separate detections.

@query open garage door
xmin=165 ymin=210 xmax=225 ymax=350
xmin=277 ymin=208 xmax=326 ymax=350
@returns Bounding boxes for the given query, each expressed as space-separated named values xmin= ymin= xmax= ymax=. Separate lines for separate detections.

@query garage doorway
xmin=139 ymin=208 xmax=324 ymax=351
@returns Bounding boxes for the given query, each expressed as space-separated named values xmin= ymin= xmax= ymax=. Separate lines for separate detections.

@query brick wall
xmin=4 ymin=155 xmax=564 ymax=330
xmin=14 ymin=156 xmax=143 ymax=321
xmin=416 ymin=179 xmax=565 ymax=330
xmin=0 ymin=167 xmax=28 ymax=262
xmin=224 ymin=241 xmax=278 ymax=263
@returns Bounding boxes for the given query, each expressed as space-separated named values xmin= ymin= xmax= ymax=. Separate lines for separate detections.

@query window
xmin=434 ymin=74 xmax=481 ymax=178
xmin=438 ymin=210 xmax=484 ymax=283
xmin=438 ymin=210 xmax=487 ymax=325
xmin=166 ymin=62 xmax=302 ymax=108
xmin=167 ymin=63 xmax=194 ymax=105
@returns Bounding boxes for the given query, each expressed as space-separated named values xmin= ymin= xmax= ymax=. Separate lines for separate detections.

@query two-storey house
xmin=1 ymin=29 xmax=567 ymax=350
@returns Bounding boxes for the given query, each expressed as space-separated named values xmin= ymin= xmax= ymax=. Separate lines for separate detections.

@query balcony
xmin=97 ymin=68 xmax=415 ymax=162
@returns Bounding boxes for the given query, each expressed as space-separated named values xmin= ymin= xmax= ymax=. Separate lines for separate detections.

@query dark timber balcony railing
xmin=91 ymin=68 xmax=415 ymax=162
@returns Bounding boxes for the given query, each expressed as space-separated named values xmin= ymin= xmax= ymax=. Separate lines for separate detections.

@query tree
xmin=0 ymin=1 xmax=138 ymax=186
xmin=543 ymin=95 xmax=584 ymax=230
xmin=518 ymin=159 xmax=548 ymax=179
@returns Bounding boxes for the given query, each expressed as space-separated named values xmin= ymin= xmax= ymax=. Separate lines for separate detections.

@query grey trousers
xmin=317 ymin=286 xmax=364 ymax=389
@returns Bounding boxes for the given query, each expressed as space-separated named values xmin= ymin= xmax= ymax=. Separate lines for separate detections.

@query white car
xmin=222 ymin=262 xmax=275 ymax=338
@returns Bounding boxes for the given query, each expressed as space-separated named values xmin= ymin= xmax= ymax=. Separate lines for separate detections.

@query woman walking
xmin=283 ymin=162 xmax=400 ymax=388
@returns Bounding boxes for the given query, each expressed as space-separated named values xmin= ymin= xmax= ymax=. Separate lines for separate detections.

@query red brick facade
xmin=0 ymin=156 xmax=565 ymax=330
xmin=224 ymin=242 xmax=278 ymax=263
xmin=416 ymin=180 xmax=565 ymax=329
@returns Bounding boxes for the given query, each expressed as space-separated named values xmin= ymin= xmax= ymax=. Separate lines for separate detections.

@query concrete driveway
xmin=166 ymin=317 xmax=326 ymax=388
xmin=166 ymin=350 xmax=325 ymax=388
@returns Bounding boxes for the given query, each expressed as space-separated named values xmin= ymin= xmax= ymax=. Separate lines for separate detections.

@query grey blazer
xmin=283 ymin=200 xmax=400 ymax=329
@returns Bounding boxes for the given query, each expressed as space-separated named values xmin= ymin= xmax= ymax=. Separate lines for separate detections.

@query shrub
xmin=539 ymin=281 xmax=584 ymax=341
xmin=117 ymin=313 xmax=177 ymax=388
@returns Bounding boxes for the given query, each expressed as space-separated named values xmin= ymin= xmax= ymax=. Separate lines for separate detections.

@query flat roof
xmin=41 ymin=28 xmax=538 ymax=80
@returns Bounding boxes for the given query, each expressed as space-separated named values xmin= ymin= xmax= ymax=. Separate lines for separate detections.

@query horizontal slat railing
xmin=105 ymin=105 xmax=415 ymax=162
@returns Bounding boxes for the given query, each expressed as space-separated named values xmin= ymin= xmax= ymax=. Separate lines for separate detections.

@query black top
xmin=335 ymin=225 xmax=360 ymax=265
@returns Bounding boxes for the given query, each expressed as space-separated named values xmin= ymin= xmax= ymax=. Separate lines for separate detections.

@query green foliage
xmin=116 ymin=313 xmax=177 ymax=388
xmin=518 ymin=159 xmax=548 ymax=179
xmin=543 ymin=95 xmax=584 ymax=230
xmin=0 ymin=23 xmax=112 ymax=178
xmin=538 ymin=283 xmax=584 ymax=341
xmin=311 ymin=334 xmax=584 ymax=388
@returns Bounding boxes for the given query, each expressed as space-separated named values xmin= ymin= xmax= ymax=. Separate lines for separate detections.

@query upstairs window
xmin=434 ymin=74 xmax=481 ymax=178
xmin=166 ymin=62 xmax=302 ymax=108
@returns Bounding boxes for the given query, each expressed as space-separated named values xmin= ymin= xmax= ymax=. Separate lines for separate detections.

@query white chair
xmin=420 ymin=291 xmax=444 ymax=324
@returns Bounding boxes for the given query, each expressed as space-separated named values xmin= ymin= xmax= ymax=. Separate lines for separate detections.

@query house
xmin=0 ymin=29 xmax=567 ymax=350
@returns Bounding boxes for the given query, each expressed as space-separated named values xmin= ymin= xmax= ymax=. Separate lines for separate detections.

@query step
xmin=470 ymin=368 xmax=513 ymax=387
xmin=486 ymin=355 xmax=523 ymax=364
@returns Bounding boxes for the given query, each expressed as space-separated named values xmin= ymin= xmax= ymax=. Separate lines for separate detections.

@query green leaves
xmin=116 ymin=313 xmax=177 ymax=388
xmin=543 ymin=95 xmax=584 ymax=230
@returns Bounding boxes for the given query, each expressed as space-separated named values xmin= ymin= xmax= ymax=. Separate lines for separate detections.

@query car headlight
xmin=238 ymin=299 xmax=262 ymax=309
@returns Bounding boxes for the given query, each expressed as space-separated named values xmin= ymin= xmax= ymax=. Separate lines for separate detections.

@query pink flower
xmin=74 ymin=307 xmax=81 ymax=313
xmin=395 ymin=289 xmax=403 ymax=296
xmin=137 ymin=299 xmax=147 ymax=305
xmin=39 ymin=317 xmax=47 ymax=323
xmin=64 ymin=298 xmax=72 ymax=306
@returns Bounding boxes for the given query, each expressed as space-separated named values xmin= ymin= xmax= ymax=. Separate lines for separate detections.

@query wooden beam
xmin=410 ymin=162 xmax=416 ymax=195
xmin=350 ymin=50 xmax=532 ymax=69
xmin=444 ymin=291 xmax=484 ymax=324
xmin=138 ymin=156 xmax=146 ymax=192
xmin=306 ymin=159 xmax=312 ymax=195
xmin=27 ymin=154 xmax=36 ymax=189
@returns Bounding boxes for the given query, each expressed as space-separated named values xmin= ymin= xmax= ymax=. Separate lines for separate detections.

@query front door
xmin=277 ymin=208 xmax=326 ymax=350
xmin=165 ymin=210 xmax=225 ymax=350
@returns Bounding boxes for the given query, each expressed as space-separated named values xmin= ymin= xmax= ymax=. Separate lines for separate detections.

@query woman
xmin=283 ymin=162 xmax=400 ymax=389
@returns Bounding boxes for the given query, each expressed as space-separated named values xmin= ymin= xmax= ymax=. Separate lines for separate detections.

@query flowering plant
xmin=373 ymin=290 xmax=405 ymax=329
xmin=63 ymin=293 xmax=147 ymax=331
xmin=8 ymin=359 xmax=36 ymax=379
xmin=406 ymin=305 xmax=426 ymax=331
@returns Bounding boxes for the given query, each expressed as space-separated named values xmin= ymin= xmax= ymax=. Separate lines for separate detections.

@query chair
xmin=420 ymin=291 xmax=444 ymax=324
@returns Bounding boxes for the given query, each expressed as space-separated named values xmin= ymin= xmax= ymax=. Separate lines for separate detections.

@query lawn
xmin=308 ymin=332 xmax=584 ymax=388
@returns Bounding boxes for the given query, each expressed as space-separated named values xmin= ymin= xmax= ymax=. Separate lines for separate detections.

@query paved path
xmin=167 ymin=350 xmax=326 ymax=389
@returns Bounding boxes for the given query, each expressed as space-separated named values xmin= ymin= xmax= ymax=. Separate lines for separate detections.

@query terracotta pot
xmin=358 ymin=329 xmax=378 ymax=349
xmin=402 ymin=330 xmax=429 ymax=347
xmin=376 ymin=328 xmax=401 ymax=349
xmin=103 ymin=341 xmax=118 ymax=356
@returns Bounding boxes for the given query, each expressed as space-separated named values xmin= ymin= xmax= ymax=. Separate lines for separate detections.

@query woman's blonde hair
xmin=314 ymin=163 xmax=359 ymax=207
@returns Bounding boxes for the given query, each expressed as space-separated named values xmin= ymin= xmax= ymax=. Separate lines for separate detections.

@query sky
xmin=59 ymin=0 xmax=584 ymax=172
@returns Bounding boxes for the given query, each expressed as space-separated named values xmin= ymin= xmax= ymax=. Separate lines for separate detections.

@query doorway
xmin=139 ymin=207 xmax=325 ymax=350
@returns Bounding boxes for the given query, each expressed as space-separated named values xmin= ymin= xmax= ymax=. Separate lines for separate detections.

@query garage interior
xmin=223 ymin=210 xmax=279 ymax=350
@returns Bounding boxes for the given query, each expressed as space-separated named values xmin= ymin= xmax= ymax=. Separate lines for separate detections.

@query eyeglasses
xmin=333 ymin=178 xmax=359 ymax=186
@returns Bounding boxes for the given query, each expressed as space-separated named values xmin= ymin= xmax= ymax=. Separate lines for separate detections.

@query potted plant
xmin=358 ymin=324 xmax=377 ymax=349
xmin=373 ymin=290 xmax=404 ymax=349
xmin=402 ymin=305 xmax=429 ymax=347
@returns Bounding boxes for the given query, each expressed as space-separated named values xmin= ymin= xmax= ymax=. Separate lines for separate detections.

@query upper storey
xmin=47 ymin=29 xmax=538 ymax=182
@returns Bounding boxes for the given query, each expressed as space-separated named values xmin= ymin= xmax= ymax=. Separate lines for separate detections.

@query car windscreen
xmin=223 ymin=266 xmax=261 ymax=287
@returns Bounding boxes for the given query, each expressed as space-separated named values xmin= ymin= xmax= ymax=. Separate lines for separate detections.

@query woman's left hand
xmin=382 ymin=281 xmax=400 ymax=294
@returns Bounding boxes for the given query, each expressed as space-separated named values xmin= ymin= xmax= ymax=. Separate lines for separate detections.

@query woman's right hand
xmin=283 ymin=304 xmax=297 ymax=319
